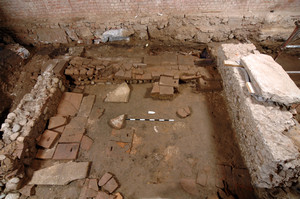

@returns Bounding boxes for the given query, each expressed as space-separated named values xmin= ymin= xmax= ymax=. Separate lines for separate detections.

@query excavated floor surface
xmin=25 ymin=44 xmax=255 ymax=199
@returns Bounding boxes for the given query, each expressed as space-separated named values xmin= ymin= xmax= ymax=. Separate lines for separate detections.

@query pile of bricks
xmin=151 ymin=75 xmax=179 ymax=100
xmin=64 ymin=55 xmax=218 ymax=86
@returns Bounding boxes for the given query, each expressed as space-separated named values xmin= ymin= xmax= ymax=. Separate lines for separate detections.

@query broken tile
xmin=89 ymin=108 xmax=105 ymax=120
xmin=115 ymin=192 xmax=123 ymax=199
xmin=176 ymin=107 xmax=191 ymax=118
xmin=98 ymin=173 xmax=113 ymax=186
xmin=29 ymin=161 xmax=90 ymax=185
xmin=37 ymin=130 xmax=59 ymax=149
xmin=105 ymin=83 xmax=131 ymax=103
xmin=65 ymin=116 xmax=88 ymax=130
xmin=109 ymin=114 xmax=126 ymax=130
xmin=78 ymin=95 xmax=96 ymax=117
xmin=81 ymin=135 xmax=93 ymax=151
xmin=48 ymin=116 xmax=67 ymax=133
xmin=96 ymin=191 xmax=112 ymax=199
xmin=103 ymin=177 xmax=119 ymax=193
xmin=35 ymin=145 xmax=57 ymax=159
xmin=53 ymin=143 xmax=80 ymax=160
xmin=59 ymin=132 xmax=84 ymax=143
xmin=159 ymin=76 xmax=179 ymax=88
xmin=57 ymin=92 xmax=83 ymax=116
xmin=88 ymin=179 xmax=99 ymax=191
xmin=19 ymin=184 xmax=36 ymax=197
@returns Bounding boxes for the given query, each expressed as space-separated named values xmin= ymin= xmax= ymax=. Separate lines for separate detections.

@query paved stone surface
xmin=80 ymin=135 xmax=93 ymax=151
xmin=98 ymin=173 xmax=113 ymax=186
xmin=103 ymin=177 xmax=119 ymax=193
xmin=241 ymin=54 xmax=300 ymax=105
xmin=52 ymin=143 xmax=80 ymax=160
xmin=29 ymin=162 xmax=90 ymax=185
xmin=37 ymin=130 xmax=59 ymax=149
xmin=78 ymin=95 xmax=96 ymax=117
xmin=59 ymin=131 xmax=84 ymax=143
xmin=105 ymin=83 xmax=131 ymax=103
xmin=109 ymin=114 xmax=126 ymax=130
xmin=57 ymin=92 xmax=83 ymax=116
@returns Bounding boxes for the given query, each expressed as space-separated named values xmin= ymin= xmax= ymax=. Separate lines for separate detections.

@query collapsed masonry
xmin=217 ymin=43 xmax=300 ymax=190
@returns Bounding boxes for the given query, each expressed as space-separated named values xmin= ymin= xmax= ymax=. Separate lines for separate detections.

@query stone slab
xmin=109 ymin=114 xmax=126 ymax=130
xmin=78 ymin=95 xmax=96 ymax=117
xmin=36 ymin=28 xmax=68 ymax=44
xmin=52 ymin=143 xmax=80 ymax=160
xmin=36 ymin=145 xmax=57 ymax=159
xmin=59 ymin=132 xmax=84 ymax=143
xmin=29 ymin=161 xmax=90 ymax=185
xmin=57 ymin=92 xmax=83 ymax=116
xmin=105 ymin=83 xmax=131 ymax=103
xmin=241 ymin=54 xmax=300 ymax=105
xmin=48 ymin=116 xmax=67 ymax=132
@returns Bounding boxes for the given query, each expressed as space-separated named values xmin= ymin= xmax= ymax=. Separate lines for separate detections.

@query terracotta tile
xmin=35 ymin=144 xmax=57 ymax=159
xmin=65 ymin=116 xmax=87 ymax=130
xmin=103 ymin=177 xmax=119 ymax=193
xmin=37 ymin=130 xmax=59 ymax=149
xmin=88 ymin=179 xmax=99 ymax=191
xmin=80 ymin=135 xmax=93 ymax=151
xmin=57 ymin=92 xmax=83 ymax=116
xmin=52 ymin=143 xmax=80 ymax=160
xmin=48 ymin=116 xmax=67 ymax=129
xmin=59 ymin=132 xmax=84 ymax=143
xmin=98 ymin=173 xmax=113 ymax=187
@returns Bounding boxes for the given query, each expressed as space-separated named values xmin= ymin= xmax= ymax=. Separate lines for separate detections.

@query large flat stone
xmin=29 ymin=162 xmax=90 ymax=185
xmin=241 ymin=54 xmax=300 ymax=105
xmin=105 ymin=83 xmax=131 ymax=103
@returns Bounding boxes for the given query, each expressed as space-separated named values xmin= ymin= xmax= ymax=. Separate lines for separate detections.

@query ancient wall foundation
xmin=216 ymin=43 xmax=300 ymax=189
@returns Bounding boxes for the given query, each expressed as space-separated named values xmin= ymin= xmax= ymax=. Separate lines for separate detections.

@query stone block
xmin=159 ymin=85 xmax=174 ymax=99
xmin=151 ymin=82 xmax=160 ymax=97
xmin=159 ymin=76 xmax=179 ymax=88
xmin=36 ymin=28 xmax=68 ymax=44
xmin=109 ymin=114 xmax=126 ymax=130
xmin=29 ymin=162 xmax=90 ymax=185
xmin=241 ymin=54 xmax=300 ymax=105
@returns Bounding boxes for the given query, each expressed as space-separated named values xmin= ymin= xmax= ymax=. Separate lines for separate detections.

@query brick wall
xmin=0 ymin=0 xmax=299 ymax=21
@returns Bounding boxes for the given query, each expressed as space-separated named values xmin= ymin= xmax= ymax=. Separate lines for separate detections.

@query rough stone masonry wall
xmin=0 ymin=68 xmax=64 ymax=194
xmin=0 ymin=0 xmax=299 ymax=45
xmin=216 ymin=43 xmax=300 ymax=189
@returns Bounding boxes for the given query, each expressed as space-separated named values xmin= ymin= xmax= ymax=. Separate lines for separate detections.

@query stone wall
xmin=0 ymin=1 xmax=299 ymax=45
xmin=216 ymin=43 xmax=300 ymax=189
xmin=0 ymin=67 xmax=65 ymax=194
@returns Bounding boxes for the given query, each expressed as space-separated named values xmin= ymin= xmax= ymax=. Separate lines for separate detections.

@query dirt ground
xmin=30 ymin=83 xmax=254 ymax=199
xmin=21 ymin=42 xmax=255 ymax=199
